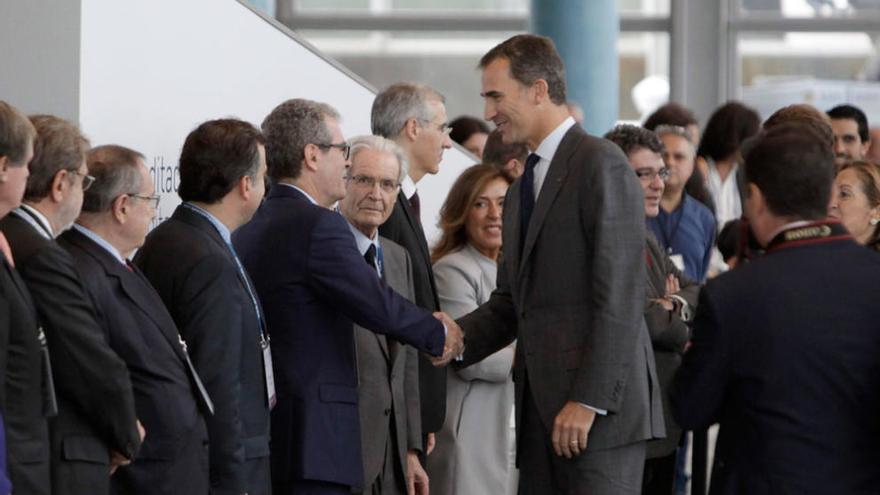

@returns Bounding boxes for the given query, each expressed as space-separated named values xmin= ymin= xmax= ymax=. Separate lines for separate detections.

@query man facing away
xmin=58 ymin=145 xmax=213 ymax=495
xmin=338 ymin=135 xmax=429 ymax=495
xmin=442 ymin=34 xmax=664 ymax=495
xmin=672 ymin=123 xmax=880 ymax=494
xmin=0 ymin=115 xmax=142 ymax=495
xmin=135 ymin=119 xmax=272 ymax=495
xmin=232 ymin=98 xmax=461 ymax=495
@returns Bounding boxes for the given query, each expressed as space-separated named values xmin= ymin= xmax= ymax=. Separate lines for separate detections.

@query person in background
xmin=828 ymin=160 xmax=880 ymax=252
xmin=827 ymin=104 xmax=871 ymax=170
xmin=643 ymin=102 xmax=700 ymax=144
xmin=449 ymin=116 xmax=490 ymax=159
xmin=649 ymin=125 xmax=716 ymax=282
xmin=135 ymin=119 xmax=272 ymax=495
xmin=604 ymin=124 xmax=698 ymax=495
xmin=481 ymin=130 xmax=528 ymax=181
xmin=695 ymin=102 xmax=761 ymax=229
xmin=427 ymin=164 xmax=516 ymax=495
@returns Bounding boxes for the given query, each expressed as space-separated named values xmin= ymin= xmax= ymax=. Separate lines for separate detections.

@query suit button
xmin=384 ymin=408 xmax=391 ymax=416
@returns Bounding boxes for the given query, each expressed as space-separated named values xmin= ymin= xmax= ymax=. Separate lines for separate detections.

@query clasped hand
xmin=429 ymin=311 xmax=464 ymax=366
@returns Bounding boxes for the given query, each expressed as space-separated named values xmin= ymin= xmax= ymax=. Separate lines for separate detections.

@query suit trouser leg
xmin=273 ymin=479 xmax=351 ymax=495
xmin=518 ymin=380 xmax=646 ymax=495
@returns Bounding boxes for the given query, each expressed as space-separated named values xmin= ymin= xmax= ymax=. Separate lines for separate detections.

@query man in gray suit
xmin=437 ymin=34 xmax=664 ymax=494
xmin=338 ymin=135 xmax=428 ymax=495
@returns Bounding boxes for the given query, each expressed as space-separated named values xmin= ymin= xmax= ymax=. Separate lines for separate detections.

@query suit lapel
xmin=518 ymin=127 xmax=578 ymax=276
xmin=397 ymin=191 xmax=432 ymax=267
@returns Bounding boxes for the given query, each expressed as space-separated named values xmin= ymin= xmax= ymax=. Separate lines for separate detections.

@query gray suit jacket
xmin=355 ymin=237 xmax=421 ymax=490
xmin=458 ymin=124 xmax=665 ymax=452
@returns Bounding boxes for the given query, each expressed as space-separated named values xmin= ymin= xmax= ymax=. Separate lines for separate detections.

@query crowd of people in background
xmin=2 ymin=32 xmax=880 ymax=495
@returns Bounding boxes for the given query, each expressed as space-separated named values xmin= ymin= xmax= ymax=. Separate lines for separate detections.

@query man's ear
xmin=50 ymin=169 xmax=70 ymax=203
xmin=302 ymin=143 xmax=321 ymax=173
xmin=747 ymin=182 xmax=765 ymax=213
xmin=238 ymin=175 xmax=252 ymax=200
xmin=531 ymin=79 xmax=549 ymax=104
xmin=111 ymin=194 xmax=129 ymax=223
xmin=403 ymin=118 xmax=420 ymax=142
xmin=0 ymin=156 xmax=9 ymax=183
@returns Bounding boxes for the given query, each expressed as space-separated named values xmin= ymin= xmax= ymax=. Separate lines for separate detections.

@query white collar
xmin=72 ymin=224 xmax=127 ymax=265
xmin=400 ymin=175 xmax=417 ymax=200
xmin=532 ymin=116 xmax=576 ymax=162
xmin=346 ymin=221 xmax=379 ymax=256
xmin=14 ymin=204 xmax=55 ymax=239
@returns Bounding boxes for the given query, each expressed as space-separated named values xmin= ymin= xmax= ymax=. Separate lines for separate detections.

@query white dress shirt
xmin=528 ymin=116 xmax=576 ymax=200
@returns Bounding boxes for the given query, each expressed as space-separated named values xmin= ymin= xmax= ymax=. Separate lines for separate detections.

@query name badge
xmin=669 ymin=254 xmax=685 ymax=272
xmin=262 ymin=339 xmax=276 ymax=409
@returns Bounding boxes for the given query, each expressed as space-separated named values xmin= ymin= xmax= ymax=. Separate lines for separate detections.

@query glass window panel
xmin=737 ymin=31 xmax=880 ymax=121
xmin=296 ymin=0 xmax=370 ymax=11
xmin=736 ymin=0 xmax=880 ymax=18
xmin=619 ymin=0 xmax=670 ymax=16
xmin=293 ymin=0 xmax=669 ymax=14
xmin=298 ymin=30 xmax=668 ymax=122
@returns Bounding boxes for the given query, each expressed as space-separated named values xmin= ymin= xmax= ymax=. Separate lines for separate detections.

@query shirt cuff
xmin=578 ymin=402 xmax=607 ymax=415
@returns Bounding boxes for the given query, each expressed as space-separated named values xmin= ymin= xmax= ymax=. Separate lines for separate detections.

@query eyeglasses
xmin=72 ymin=170 xmax=96 ymax=191
xmin=636 ymin=168 xmax=671 ymax=183
xmin=129 ymin=193 xmax=160 ymax=209
xmin=417 ymin=119 xmax=452 ymax=136
xmin=345 ymin=174 xmax=399 ymax=194
xmin=316 ymin=142 xmax=351 ymax=160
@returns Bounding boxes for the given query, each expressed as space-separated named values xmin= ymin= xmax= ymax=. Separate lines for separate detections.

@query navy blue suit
xmin=232 ymin=185 xmax=445 ymax=493
xmin=672 ymin=225 xmax=880 ymax=494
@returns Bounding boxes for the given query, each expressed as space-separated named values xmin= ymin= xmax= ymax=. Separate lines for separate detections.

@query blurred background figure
xmin=481 ymin=130 xmax=528 ymax=182
xmin=449 ymin=116 xmax=490 ymax=159
xmin=643 ymin=102 xmax=700 ymax=144
xmin=427 ymin=164 xmax=516 ymax=495
xmin=828 ymin=160 xmax=880 ymax=251
xmin=827 ymin=104 xmax=871 ymax=170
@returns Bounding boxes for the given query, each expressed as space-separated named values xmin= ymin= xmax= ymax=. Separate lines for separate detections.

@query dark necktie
xmin=409 ymin=191 xmax=421 ymax=222
xmin=364 ymin=244 xmax=380 ymax=278
xmin=520 ymin=153 xmax=541 ymax=250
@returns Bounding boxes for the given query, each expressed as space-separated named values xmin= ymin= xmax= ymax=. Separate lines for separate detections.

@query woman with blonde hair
xmin=829 ymin=160 xmax=880 ymax=251
xmin=426 ymin=164 xmax=516 ymax=495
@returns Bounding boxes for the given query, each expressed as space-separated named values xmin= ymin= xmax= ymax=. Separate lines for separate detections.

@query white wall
xmin=3 ymin=0 xmax=475 ymax=243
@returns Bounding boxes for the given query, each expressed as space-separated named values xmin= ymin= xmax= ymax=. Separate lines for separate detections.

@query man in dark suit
xmin=338 ymin=135 xmax=427 ymax=495
xmin=135 ymin=119 xmax=271 ymax=495
xmin=233 ymin=98 xmax=460 ymax=495
xmin=0 ymin=101 xmax=52 ymax=495
xmin=0 ymin=114 xmax=142 ymax=495
xmin=372 ymin=82 xmax=453 ymax=455
xmin=57 ymin=145 xmax=212 ymax=495
xmin=672 ymin=125 xmax=880 ymax=494
xmin=441 ymin=35 xmax=664 ymax=494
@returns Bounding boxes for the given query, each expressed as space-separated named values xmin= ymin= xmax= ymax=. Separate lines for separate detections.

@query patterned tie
xmin=0 ymin=231 xmax=14 ymax=267
xmin=519 ymin=153 xmax=541 ymax=250
xmin=409 ymin=191 xmax=421 ymax=223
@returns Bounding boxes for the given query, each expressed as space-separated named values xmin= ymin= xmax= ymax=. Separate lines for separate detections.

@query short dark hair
xmin=25 ymin=115 xmax=90 ymax=202
xmin=743 ymin=123 xmax=835 ymax=220
xmin=261 ymin=99 xmax=339 ymax=182
xmin=479 ymin=34 xmax=567 ymax=105
xmin=0 ymin=101 xmax=36 ymax=165
xmin=827 ymin=104 xmax=870 ymax=143
xmin=178 ymin=119 xmax=265 ymax=204
xmin=643 ymin=102 xmax=698 ymax=131
xmin=481 ymin=130 xmax=528 ymax=169
xmin=603 ymin=124 xmax=664 ymax=157
xmin=763 ymin=103 xmax=834 ymax=149
xmin=696 ymin=101 xmax=760 ymax=162
xmin=82 ymin=145 xmax=145 ymax=213
xmin=449 ymin=116 xmax=490 ymax=146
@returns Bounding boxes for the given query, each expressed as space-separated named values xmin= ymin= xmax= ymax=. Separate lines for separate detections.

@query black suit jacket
xmin=379 ymin=190 xmax=446 ymax=435
xmin=58 ymin=227 xmax=210 ymax=495
xmin=0 ymin=244 xmax=49 ymax=495
xmin=135 ymin=205 xmax=270 ymax=495
xmin=0 ymin=213 xmax=140 ymax=495
xmin=672 ymin=233 xmax=880 ymax=494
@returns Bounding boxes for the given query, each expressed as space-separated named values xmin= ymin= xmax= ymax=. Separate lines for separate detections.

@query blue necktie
xmin=520 ymin=153 xmax=541 ymax=250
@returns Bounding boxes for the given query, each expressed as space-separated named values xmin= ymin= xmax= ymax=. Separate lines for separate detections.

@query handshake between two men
xmin=430 ymin=312 xmax=464 ymax=367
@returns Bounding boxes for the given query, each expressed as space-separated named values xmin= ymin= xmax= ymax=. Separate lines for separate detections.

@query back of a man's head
xmin=479 ymin=34 xmax=567 ymax=106
xmin=482 ymin=130 xmax=528 ymax=168
xmin=764 ymin=103 xmax=834 ymax=149
xmin=643 ymin=102 xmax=698 ymax=131
xmin=178 ymin=118 xmax=265 ymax=204
xmin=0 ymin=101 xmax=36 ymax=165
xmin=262 ymin=98 xmax=339 ymax=182
xmin=81 ymin=145 xmax=144 ymax=214
xmin=25 ymin=115 xmax=90 ymax=202
xmin=743 ymin=123 xmax=835 ymax=221
xmin=371 ymin=83 xmax=445 ymax=139
xmin=827 ymin=104 xmax=870 ymax=143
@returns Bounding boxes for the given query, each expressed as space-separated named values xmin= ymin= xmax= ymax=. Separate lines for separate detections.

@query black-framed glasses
xmin=129 ymin=193 xmax=160 ymax=209
xmin=72 ymin=170 xmax=96 ymax=191
xmin=316 ymin=142 xmax=351 ymax=160
xmin=345 ymin=174 xmax=400 ymax=194
xmin=636 ymin=168 xmax=671 ymax=183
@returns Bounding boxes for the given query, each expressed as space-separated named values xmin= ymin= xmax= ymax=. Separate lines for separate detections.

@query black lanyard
xmin=656 ymin=202 xmax=685 ymax=255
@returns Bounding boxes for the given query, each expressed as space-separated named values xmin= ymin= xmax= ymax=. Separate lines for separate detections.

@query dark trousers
xmin=642 ymin=451 xmax=677 ymax=495
xmin=273 ymin=480 xmax=351 ymax=495
xmin=518 ymin=382 xmax=646 ymax=495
